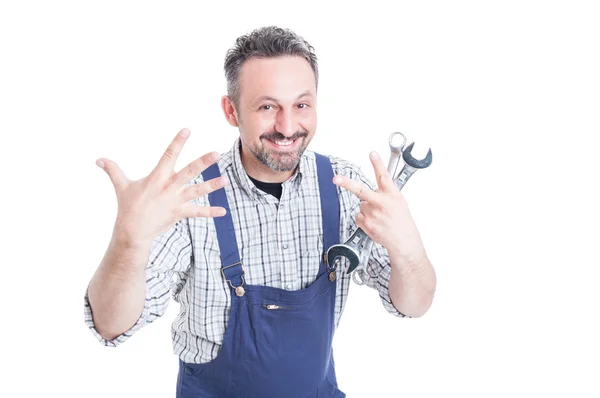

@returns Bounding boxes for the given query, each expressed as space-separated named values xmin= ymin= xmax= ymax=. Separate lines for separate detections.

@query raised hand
xmin=96 ymin=128 xmax=229 ymax=244
xmin=332 ymin=152 xmax=425 ymax=264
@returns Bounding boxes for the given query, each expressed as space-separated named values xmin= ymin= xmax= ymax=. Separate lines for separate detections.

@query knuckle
xmin=206 ymin=151 xmax=219 ymax=163
xmin=211 ymin=178 xmax=222 ymax=189
xmin=203 ymin=152 xmax=214 ymax=163
xmin=185 ymin=163 xmax=196 ymax=178
xmin=164 ymin=148 xmax=175 ymax=160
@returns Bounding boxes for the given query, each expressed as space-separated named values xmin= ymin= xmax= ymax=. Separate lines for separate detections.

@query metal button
xmin=235 ymin=286 xmax=245 ymax=297
xmin=184 ymin=367 xmax=193 ymax=375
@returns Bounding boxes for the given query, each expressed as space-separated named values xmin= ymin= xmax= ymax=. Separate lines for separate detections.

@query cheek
xmin=300 ymin=111 xmax=317 ymax=131
xmin=242 ymin=115 xmax=272 ymax=138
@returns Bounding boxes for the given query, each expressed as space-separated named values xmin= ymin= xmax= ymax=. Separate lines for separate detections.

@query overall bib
xmin=176 ymin=153 xmax=346 ymax=398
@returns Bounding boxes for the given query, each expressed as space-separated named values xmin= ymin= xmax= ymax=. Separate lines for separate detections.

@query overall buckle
xmin=220 ymin=261 xmax=246 ymax=297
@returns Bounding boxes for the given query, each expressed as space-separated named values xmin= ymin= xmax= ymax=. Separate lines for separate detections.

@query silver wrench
xmin=325 ymin=137 xmax=433 ymax=278
xmin=387 ymin=132 xmax=407 ymax=180
xmin=352 ymin=132 xmax=407 ymax=285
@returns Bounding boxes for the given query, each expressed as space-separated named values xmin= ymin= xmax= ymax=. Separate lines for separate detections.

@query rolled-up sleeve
xmin=84 ymin=218 xmax=193 ymax=346
xmin=364 ymin=241 xmax=408 ymax=318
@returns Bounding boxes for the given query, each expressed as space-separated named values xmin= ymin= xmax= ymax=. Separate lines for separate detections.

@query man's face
xmin=235 ymin=56 xmax=317 ymax=172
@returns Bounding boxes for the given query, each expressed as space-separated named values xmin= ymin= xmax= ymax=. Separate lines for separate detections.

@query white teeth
xmin=275 ymin=140 xmax=294 ymax=146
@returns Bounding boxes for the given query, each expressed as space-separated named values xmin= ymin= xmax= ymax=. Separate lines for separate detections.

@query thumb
xmin=96 ymin=158 xmax=128 ymax=191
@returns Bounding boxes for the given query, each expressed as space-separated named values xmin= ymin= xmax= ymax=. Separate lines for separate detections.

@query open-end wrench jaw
xmin=402 ymin=142 xmax=433 ymax=169
xmin=325 ymin=226 xmax=370 ymax=274
xmin=325 ymin=244 xmax=360 ymax=274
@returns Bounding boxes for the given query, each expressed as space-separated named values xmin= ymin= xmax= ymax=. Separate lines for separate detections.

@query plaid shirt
xmin=84 ymin=138 xmax=404 ymax=364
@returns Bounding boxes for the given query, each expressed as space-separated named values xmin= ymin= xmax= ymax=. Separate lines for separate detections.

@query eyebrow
xmin=252 ymin=91 xmax=313 ymax=105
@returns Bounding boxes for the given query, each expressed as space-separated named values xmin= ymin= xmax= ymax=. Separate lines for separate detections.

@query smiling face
xmin=221 ymin=55 xmax=317 ymax=182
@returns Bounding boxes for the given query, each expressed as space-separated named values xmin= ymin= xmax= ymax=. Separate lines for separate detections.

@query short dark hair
xmin=224 ymin=26 xmax=319 ymax=110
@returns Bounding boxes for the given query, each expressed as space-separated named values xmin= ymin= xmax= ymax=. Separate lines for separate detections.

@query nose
xmin=274 ymin=109 xmax=296 ymax=137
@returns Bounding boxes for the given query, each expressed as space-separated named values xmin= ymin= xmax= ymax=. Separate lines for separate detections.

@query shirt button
xmin=285 ymin=284 xmax=293 ymax=290
xmin=283 ymin=244 xmax=288 ymax=250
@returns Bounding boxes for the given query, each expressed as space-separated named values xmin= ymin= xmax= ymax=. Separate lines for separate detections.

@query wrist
xmin=112 ymin=219 xmax=153 ymax=250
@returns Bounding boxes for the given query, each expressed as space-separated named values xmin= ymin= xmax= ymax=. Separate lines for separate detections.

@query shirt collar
xmin=230 ymin=137 xmax=308 ymax=201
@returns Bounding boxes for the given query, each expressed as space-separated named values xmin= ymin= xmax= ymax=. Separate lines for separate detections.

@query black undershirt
xmin=248 ymin=175 xmax=283 ymax=200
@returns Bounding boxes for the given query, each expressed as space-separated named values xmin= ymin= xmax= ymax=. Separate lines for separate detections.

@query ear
xmin=221 ymin=95 xmax=239 ymax=127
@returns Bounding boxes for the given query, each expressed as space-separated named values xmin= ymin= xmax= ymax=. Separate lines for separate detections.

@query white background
xmin=1 ymin=1 xmax=599 ymax=397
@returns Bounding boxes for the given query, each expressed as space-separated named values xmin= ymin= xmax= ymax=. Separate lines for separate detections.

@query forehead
xmin=238 ymin=56 xmax=316 ymax=102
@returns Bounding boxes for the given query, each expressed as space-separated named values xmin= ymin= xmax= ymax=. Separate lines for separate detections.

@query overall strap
xmin=314 ymin=153 xmax=341 ymax=268
xmin=201 ymin=163 xmax=244 ymax=289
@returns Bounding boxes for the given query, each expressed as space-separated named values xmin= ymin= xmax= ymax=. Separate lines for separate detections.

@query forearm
xmin=87 ymin=229 xmax=152 ymax=341
xmin=387 ymin=248 xmax=437 ymax=318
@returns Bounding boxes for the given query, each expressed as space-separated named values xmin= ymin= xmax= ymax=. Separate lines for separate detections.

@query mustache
xmin=260 ymin=131 xmax=308 ymax=141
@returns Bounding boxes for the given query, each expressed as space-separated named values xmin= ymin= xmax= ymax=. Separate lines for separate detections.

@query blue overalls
xmin=176 ymin=153 xmax=346 ymax=398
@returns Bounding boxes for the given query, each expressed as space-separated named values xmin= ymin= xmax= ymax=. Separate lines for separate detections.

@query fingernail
xmin=96 ymin=160 xmax=105 ymax=168
xmin=220 ymin=176 xmax=229 ymax=185
xmin=371 ymin=152 xmax=379 ymax=160
xmin=333 ymin=176 xmax=342 ymax=184
xmin=181 ymin=129 xmax=190 ymax=137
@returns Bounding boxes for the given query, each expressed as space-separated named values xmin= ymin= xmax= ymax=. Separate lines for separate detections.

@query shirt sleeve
xmin=334 ymin=158 xmax=409 ymax=318
xmin=83 ymin=218 xmax=193 ymax=347
xmin=364 ymin=240 xmax=408 ymax=318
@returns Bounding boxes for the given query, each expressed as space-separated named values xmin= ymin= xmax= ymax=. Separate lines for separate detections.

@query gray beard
xmin=251 ymin=139 xmax=306 ymax=172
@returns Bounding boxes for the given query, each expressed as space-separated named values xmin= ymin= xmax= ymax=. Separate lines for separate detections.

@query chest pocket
xmin=299 ymin=249 xmax=322 ymax=289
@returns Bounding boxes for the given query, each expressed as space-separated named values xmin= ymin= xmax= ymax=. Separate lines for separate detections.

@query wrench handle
xmin=387 ymin=151 xmax=402 ymax=180
xmin=352 ymin=239 xmax=375 ymax=285
xmin=345 ymin=226 xmax=371 ymax=250
xmin=394 ymin=164 xmax=418 ymax=191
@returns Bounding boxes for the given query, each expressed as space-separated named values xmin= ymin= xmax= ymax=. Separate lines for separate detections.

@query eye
xmin=297 ymin=103 xmax=309 ymax=109
xmin=261 ymin=104 xmax=273 ymax=110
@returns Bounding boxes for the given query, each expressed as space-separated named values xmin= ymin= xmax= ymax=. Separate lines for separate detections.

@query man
xmin=84 ymin=26 xmax=436 ymax=397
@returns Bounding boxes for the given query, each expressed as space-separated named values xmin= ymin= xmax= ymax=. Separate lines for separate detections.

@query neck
xmin=240 ymin=143 xmax=296 ymax=183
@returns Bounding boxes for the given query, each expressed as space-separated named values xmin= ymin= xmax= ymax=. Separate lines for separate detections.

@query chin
xmin=266 ymin=153 xmax=301 ymax=172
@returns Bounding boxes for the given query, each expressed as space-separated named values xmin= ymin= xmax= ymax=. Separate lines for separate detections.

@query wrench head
xmin=326 ymin=244 xmax=360 ymax=274
xmin=402 ymin=142 xmax=432 ymax=169
xmin=388 ymin=132 xmax=407 ymax=154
